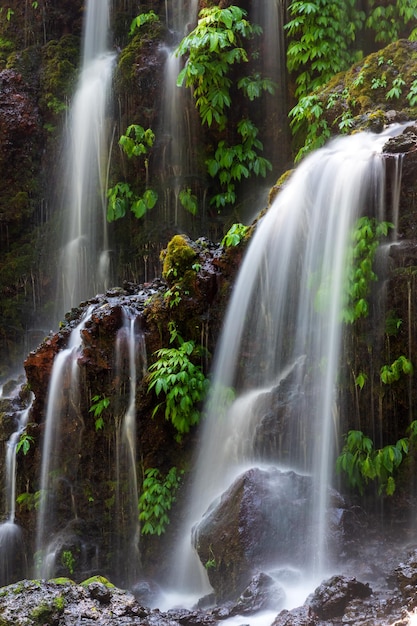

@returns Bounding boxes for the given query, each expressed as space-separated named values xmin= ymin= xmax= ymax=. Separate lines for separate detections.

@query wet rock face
xmin=193 ymin=466 xmax=348 ymax=602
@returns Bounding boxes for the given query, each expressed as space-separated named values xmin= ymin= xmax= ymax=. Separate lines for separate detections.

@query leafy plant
xmin=342 ymin=217 xmax=393 ymax=323
xmin=178 ymin=188 xmax=198 ymax=216
xmin=139 ymin=467 xmax=183 ymax=535
xmin=288 ymin=94 xmax=330 ymax=163
xmin=129 ymin=10 xmax=159 ymax=37
xmin=61 ymin=550 xmax=76 ymax=575
xmin=386 ymin=75 xmax=406 ymax=100
xmin=119 ymin=124 xmax=155 ymax=159
xmin=16 ymin=490 xmax=44 ymax=511
xmin=16 ymin=431 xmax=34 ymax=456
xmin=336 ymin=428 xmax=416 ymax=495
xmin=221 ymin=223 xmax=250 ymax=247
xmin=107 ymin=124 xmax=157 ymax=222
xmin=176 ymin=6 xmax=273 ymax=210
xmin=285 ymin=0 xmax=363 ymax=100
xmin=147 ymin=323 xmax=209 ymax=439
xmin=407 ymin=78 xmax=417 ymax=106
xmin=89 ymin=395 xmax=110 ymax=431
xmin=380 ymin=356 xmax=413 ymax=384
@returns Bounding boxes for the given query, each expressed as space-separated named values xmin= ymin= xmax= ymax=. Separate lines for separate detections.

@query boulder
xmin=193 ymin=466 xmax=348 ymax=602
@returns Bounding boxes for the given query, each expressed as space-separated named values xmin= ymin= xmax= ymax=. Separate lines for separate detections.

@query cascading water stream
xmin=58 ymin=0 xmax=115 ymax=317
xmin=164 ymin=126 xmax=407 ymax=611
xmin=35 ymin=307 xmax=93 ymax=578
xmin=158 ymin=0 xmax=200 ymax=228
xmin=113 ymin=308 xmax=147 ymax=586
xmin=0 ymin=394 xmax=33 ymax=585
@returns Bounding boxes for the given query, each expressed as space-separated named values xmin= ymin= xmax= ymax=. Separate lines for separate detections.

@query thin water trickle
xmin=165 ymin=128 xmax=405 ymax=608
xmin=58 ymin=0 xmax=115 ymax=317
xmin=35 ymin=307 xmax=93 ymax=578
xmin=113 ymin=308 xmax=147 ymax=587
xmin=158 ymin=1 xmax=200 ymax=228
xmin=0 ymin=395 xmax=33 ymax=585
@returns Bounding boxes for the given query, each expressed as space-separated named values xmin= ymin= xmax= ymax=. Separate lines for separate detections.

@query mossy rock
xmin=80 ymin=575 xmax=115 ymax=588
xmin=160 ymin=235 xmax=197 ymax=284
xmin=316 ymin=39 xmax=417 ymax=136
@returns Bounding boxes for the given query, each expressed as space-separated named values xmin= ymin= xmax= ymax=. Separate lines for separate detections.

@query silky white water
xmin=35 ymin=307 xmax=93 ymax=577
xmin=58 ymin=0 xmax=115 ymax=316
xmin=165 ymin=127 xmax=405 ymax=609
xmin=158 ymin=0 xmax=199 ymax=227
xmin=113 ymin=309 xmax=147 ymax=586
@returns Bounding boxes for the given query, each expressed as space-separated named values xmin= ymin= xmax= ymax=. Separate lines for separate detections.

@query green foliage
xmin=176 ymin=6 xmax=272 ymax=210
xmin=285 ymin=0 xmax=363 ymax=100
xmin=119 ymin=124 xmax=155 ymax=159
xmin=107 ymin=124 xmax=157 ymax=222
xmin=207 ymin=118 xmax=272 ymax=209
xmin=0 ymin=7 xmax=14 ymax=22
xmin=221 ymin=223 xmax=249 ymax=247
xmin=147 ymin=323 xmax=208 ymax=439
xmin=380 ymin=356 xmax=413 ymax=384
xmin=16 ymin=490 xmax=44 ymax=511
xmin=89 ymin=395 xmax=110 ymax=431
xmin=289 ymin=94 xmax=330 ymax=162
xmin=285 ymin=1 xmax=417 ymax=160
xmin=129 ymin=10 xmax=159 ymax=37
xmin=61 ymin=550 xmax=75 ymax=576
xmin=336 ymin=428 xmax=415 ymax=495
xmin=366 ymin=0 xmax=417 ymax=43
xmin=16 ymin=431 xmax=34 ymax=456
xmin=139 ymin=467 xmax=183 ymax=535
xmin=406 ymin=78 xmax=417 ymax=106
xmin=179 ymin=188 xmax=198 ymax=216
xmin=342 ymin=217 xmax=393 ymax=324
xmin=355 ymin=372 xmax=367 ymax=390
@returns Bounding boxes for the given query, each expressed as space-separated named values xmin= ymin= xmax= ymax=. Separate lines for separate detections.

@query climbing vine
xmin=342 ymin=217 xmax=393 ymax=324
xmin=176 ymin=6 xmax=274 ymax=210
xmin=139 ymin=467 xmax=183 ymax=535
xmin=147 ymin=323 xmax=209 ymax=441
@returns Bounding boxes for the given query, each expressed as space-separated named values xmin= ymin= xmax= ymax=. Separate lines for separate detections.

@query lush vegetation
xmin=176 ymin=6 xmax=274 ymax=210
xmin=147 ymin=323 xmax=209 ymax=441
xmin=286 ymin=0 xmax=417 ymax=160
xmin=337 ymin=420 xmax=417 ymax=495
xmin=342 ymin=217 xmax=393 ymax=323
xmin=138 ymin=467 xmax=183 ymax=535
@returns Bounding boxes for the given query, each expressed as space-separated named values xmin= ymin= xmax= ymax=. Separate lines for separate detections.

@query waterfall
xmin=158 ymin=0 xmax=200 ymax=230
xmin=58 ymin=0 xmax=115 ymax=317
xmin=164 ymin=126 xmax=407 ymax=609
xmin=113 ymin=309 xmax=147 ymax=587
xmin=0 ymin=396 xmax=33 ymax=585
xmin=35 ymin=307 xmax=93 ymax=578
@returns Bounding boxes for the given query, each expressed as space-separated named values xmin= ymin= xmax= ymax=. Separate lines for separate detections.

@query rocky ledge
xmin=3 ymin=548 xmax=417 ymax=626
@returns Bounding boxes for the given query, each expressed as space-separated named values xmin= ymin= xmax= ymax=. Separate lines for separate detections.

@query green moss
xmin=161 ymin=235 xmax=197 ymax=283
xmin=80 ymin=575 xmax=115 ymax=588
xmin=49 ymin=577 xmax=74 ymax=585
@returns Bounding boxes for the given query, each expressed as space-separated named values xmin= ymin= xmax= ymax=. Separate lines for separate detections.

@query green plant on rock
xmin=336 ymin=426 xmax=417 ymax=495
xmin=139 ymin=466 xmax=183 ymax=535
xmin=176 ymin=6 xmax=274 ymax=210
xmin=16 ymin=431 xmax=34 ymax=456
xmin=16 ymin=490 xmax=44 ymax=512
xmin=107 ymin=124 xmax=157 ymax=222
xmin=380 ymin=356 xmax=413 ymax=384
xmin=89 ymin=395 xmax=110 ymax=431
xmin=342 ymin=217 xmax=393 ymax=323
xmin=147 ymin=323 xmax=209 ymax=440
xmin=129 ymin=10 xmax=159 ymax=37
xmin=61 ymin=550 xmax=76 ymax=576
xmin=221 ymin=223 xmax=250 ymax=247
